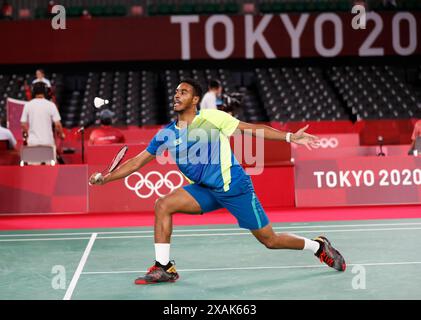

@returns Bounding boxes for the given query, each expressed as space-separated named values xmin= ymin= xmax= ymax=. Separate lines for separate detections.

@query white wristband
xmin=286 ymin=132 xmax=292 ymax=143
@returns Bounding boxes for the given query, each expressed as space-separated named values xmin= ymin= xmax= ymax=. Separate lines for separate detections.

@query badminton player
xmin=89 ymin=79 xmax=346 ymax=284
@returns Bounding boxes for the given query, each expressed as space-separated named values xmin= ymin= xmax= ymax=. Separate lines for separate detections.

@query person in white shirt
xmin=32 ymin=69 xmax=51 ymax=88
xmin=20 ymin=82 xmax=65 ymax=147
xmin=200 ymin=79 xmax=222 ymax=110
xmin=0 ymin=116 xmax=17 ymax=150
xmin=24 ymin=69 xmax=53 ymax=101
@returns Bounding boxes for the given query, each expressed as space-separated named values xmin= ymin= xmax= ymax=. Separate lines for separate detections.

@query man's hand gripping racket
xmin=89 ymin=145 xmax=128 ymax=186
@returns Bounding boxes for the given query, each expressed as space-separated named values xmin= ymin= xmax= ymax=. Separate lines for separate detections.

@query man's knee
xmin=262 ymin=237 xmax=278 ymax=249
xmin=255 ymin=234 xmax=277 ymax=249
xmin=154 ymin=197 xmax=173 ymax=215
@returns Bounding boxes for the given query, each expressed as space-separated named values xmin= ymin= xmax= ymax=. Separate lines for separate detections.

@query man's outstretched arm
xmin=237 ymin=122 xmax=319 ymax=150
xmin=89 ymin=149 xmax=156 ymax=185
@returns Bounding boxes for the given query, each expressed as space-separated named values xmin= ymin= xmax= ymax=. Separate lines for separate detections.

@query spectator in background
xmin=48 ymin=1 xmax=55 ymax=15
xmin=200 ymin=79 xmax=222 ymax=110
xmin=89 ymin=109 xmax=125 ymax=145
xmin=353 ymin=0 xmax=367 ymax=8
xmin=20 ymin=82 xmax=65 ymax=147
xmin=81 ymin=9 xmax=92 ymax=19
xmin=0 ymin=115 xmax=17 ymax=150
xmin=1 ymin=1 xmax=13 ymax=20
xmin=408 ymin=119 xmax=421 ymax=155
xmin=24 ymin=69 xmax=57 ymax=104
xmin=32 ymin=69 xmax=51 ymax=88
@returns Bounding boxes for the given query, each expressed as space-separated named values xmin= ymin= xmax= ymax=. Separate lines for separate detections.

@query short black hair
xmin=32 ymin=82 xmax=47 ymax=97
xmin=99 ymin=109 xmax=114 ymax=126
xmin=101 ymin=118 xmax=112 ymax=126
xmin=180 ymin=78 xmax=203 ymax=102
xmin=209 ymin=79 xmax=221 ymax=89
xmin=36 ymin=69 xmax=45 ymax=75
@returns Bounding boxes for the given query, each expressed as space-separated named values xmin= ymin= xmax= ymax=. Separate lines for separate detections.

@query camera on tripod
xmin=218 ymin=92 xmax=244 ymax=114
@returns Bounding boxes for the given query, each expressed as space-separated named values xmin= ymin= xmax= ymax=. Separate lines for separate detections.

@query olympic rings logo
xmin=313 ymin=138 xmax=339 ymax=149
xmin=124 ymin=170 xmax=185 ymax=198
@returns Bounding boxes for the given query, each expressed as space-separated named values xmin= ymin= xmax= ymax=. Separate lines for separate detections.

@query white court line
xmin=63 ymin=233 xmax=97 ymax=300
xmin=2 ymin=221 xmax=421 ymax=238
xmin=1 ymin=227 xmax=421 ymax=242
xmin=82 ymin=261 xmax=421 ymax=275
xmin=95 ymin=226 xmax=421 ymax=240
xmin=0 ymin=237 xmax=91 ymax=242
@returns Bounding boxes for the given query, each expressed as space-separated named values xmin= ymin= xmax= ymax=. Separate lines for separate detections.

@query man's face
xmin=36 ymin=70 xmax=44 ymax=79
xmin=173 ymin=82 xmax=198 ymax=112
xmin=216 ymin=86 xmax=222 ymax=97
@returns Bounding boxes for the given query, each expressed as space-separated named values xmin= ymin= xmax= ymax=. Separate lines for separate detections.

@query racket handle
xmin=94 ymin=173 xmax=103 ymax=181
xmin=89 ymin=172 xmax=104 ymax=186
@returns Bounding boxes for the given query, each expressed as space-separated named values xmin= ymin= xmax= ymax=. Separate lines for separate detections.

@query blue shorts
xmin=183 ymin=175 xmax=269 ymax=230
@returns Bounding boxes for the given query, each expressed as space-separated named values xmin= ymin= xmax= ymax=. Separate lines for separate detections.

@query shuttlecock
xmin=94 ymin=97 xmax=109 ymax=109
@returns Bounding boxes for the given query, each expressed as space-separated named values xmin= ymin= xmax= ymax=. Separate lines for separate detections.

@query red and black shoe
xmin=134 ymin=261 xmax=179 ymax=285
xmin=314 ymin=236 xmax=346 ymax=272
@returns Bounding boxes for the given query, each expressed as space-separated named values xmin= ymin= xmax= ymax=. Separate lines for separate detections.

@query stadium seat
xmin=179 ymin=3 xmax=195 ymax=15
xmin=202 ymin=3 xmax=221 ymax=14
xmin=259 ymin=2 xmax=271 ymax=13
xmin=147 ymin=3 xmax=158 ymax=16
xmin=90 ymin=6 xmax=106 ymax=17
xmin=34 ymin=7 xmax=48 ymax=19
xmin=224 ymin=2 xmax=239 ymax=14
xmin=111 ymin=5 xmax=127 ymax=17
xmin=321 ymin=0 xmax=336 ymax=11
xmin=67 ymin=6 xmax=83 ymax=17
xmin=157 ymin=3 xmax=176 ymax=15
xmin=338 ymin=0 xmax=351 ymax=11
xmin=292 ymin=1 xmax=306 ymax=12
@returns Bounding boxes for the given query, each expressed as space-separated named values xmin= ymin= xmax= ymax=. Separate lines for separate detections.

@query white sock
xmin=303 ymin=238 xmax=320 ymax=254
xmin=155 ymin=243 xmax=170 ymax=266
